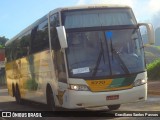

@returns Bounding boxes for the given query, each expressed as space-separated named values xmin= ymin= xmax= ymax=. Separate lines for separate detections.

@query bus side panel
xmin=6 ymin=49 xmax=60 ymax=104
xmin=17 ymin=50 xmax=58 ymax=104
xmin=5 ymin=62 xmax=14 ymax=96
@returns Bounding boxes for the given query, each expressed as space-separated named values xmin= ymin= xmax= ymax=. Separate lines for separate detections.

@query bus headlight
xmin=134 ymin=79 xmax=147 ymax=87
xmin=70 ymin=84 xmax=90 ymax=91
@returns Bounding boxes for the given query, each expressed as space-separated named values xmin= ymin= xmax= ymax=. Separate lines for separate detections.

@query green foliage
xmin=0 ymin=36 xmax=9 ymax=48
xmin=147 ymin=59 xmax=160 ymax=80
xmin=0 ymin=45 xmax=5 ymax=48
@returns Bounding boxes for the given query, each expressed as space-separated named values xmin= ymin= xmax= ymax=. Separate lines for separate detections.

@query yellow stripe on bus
xmin=86 ymin=79 xmax=133 ymax=92
xmin=86 ymin=79 xmax=112 ymax=92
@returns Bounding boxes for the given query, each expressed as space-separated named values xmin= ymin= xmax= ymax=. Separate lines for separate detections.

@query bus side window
xmin=31 ymin=19 xmax=49 ymax=54
xmin=5 ymin=45 xmax=11 ymax=62
xmin=20 ymin=31 xmax=31 ymax=57
xmin=50 ymin=13 xmax=60 ymax=51
xmin=12 ymin=31 xmax=31 ymax=60
xmin=12 ymin=41 xmax=18 ymax=60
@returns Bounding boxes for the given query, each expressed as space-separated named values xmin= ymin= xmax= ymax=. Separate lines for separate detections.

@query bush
xmin=147 ymin=59 xmax=160 ymax=80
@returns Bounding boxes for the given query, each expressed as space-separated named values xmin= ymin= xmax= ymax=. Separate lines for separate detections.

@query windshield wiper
xmin=92 ymin=49 xmax=103 ymax=77
xmin=112 ymin=48 xmax=130 ymax=74
xmin=92 ymin=38 xmax=105 ymax=77
xmin=105 ymin=31 xmax=130 ymax=75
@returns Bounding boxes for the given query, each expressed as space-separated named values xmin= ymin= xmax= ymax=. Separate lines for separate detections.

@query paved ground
xmin=0 ymin=82 xmax=160 ymax=119
xmin=148 ymin=81 xmax=160 ymax=95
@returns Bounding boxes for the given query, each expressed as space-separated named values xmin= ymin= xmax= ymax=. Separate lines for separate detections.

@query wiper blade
xmin=112 ymin=48 xmax=130 ymax=74
xmin=92 ymin=36 xmax=105 ymax=77
xmin=92 ymin=49 xmax=103 ymax=77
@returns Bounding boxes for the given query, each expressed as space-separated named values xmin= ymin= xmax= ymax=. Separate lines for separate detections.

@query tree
xmin=0 ymin=36 xmax=9 ymax=48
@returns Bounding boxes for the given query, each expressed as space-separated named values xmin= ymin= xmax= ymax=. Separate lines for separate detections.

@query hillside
xmin=155 ymin=27 xmax=160 ymax=46
xmin=144 ymin=45 xmax=160 ymax=64
xmin=142 ymin=27 xmax=160 ymax=46
xmin=145 ymin=45 xmax=160 ymax=80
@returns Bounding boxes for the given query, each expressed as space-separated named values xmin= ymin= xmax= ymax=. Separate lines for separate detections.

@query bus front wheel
xmin=108 ymin=104 xmax=121 ymax=110
xmin=47 ymin=88 xmax=57 ymax=111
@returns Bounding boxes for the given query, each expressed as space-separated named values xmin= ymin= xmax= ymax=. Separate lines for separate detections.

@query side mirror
xmin=56 ymin=26 xmax=68 ymax=49
xmin=138 ymin=23 xmax=155 ymax=45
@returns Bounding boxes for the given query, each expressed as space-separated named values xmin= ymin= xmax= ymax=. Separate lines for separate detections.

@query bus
xmin=5 ymin=4 xmax=155 ymax=111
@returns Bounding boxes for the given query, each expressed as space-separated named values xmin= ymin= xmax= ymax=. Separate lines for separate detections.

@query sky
xmin=0 ymin=0 xmax=160 ymax=39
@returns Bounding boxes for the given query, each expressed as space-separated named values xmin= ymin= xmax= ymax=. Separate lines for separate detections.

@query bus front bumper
xmin=63 ymin=83 xmax=147 ymax=109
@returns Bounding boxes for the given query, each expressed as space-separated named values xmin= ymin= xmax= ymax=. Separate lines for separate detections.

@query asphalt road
xmin=0 ymin=88 xmax=160 ymax=119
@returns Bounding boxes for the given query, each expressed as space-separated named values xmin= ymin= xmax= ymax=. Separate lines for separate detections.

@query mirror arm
xmin=138 ymin=23 xmax=155 ymax=45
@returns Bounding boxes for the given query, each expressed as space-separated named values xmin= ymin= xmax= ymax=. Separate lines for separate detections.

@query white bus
xmin=5 ymin=5 xmax=155 ymax=111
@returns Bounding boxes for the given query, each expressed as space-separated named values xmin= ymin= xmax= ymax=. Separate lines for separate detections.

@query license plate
xmin=106 ymin=95 xmax=119 ymax=100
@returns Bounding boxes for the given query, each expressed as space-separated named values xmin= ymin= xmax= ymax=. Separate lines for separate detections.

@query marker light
xmin=134 ymin=79 xmax=147 ymax=87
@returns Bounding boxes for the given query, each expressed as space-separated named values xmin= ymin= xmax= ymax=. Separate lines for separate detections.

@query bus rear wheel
xmin=108 ymin=104 xmax=121 ymax=110
xmin=15 ymin=86 xmax=22 ymax=104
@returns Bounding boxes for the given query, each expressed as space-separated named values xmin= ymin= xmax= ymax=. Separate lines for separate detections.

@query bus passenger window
xmin=31 ymin=19 xmax=49 ymax=54
xmin=18 ymin=31 xmax=31 ymax=57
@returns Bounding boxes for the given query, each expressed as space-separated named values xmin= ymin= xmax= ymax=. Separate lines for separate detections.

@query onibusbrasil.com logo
xmin=1 ymin=112 xmax=42 ymax=118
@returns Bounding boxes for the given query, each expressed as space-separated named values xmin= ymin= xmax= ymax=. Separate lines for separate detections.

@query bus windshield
xmin=63 ymin=8 xmax=145 ymax=78
xmin=66 ymin=28 xmax=145 ymax=78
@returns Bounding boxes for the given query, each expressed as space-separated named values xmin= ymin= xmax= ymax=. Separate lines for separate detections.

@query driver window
xmin=55 ymin=50 xmax=67 ymax=83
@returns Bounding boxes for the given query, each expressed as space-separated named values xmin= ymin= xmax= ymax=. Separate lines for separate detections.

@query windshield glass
xmin=62 ymin=8 xmax=136 ymax=28
xmin=66 ymin=28 xmax=145 ymax=78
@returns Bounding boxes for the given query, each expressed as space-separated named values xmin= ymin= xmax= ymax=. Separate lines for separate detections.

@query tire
xmin=12 ymin=85 xmax=15 ymax=97
xmin=108 ymin=104 xmax=121 ymax=110
xmin=15 ymin=86 xmax=22 ymax=104
xmin=47 ymin=88 xmax=57 ymax=111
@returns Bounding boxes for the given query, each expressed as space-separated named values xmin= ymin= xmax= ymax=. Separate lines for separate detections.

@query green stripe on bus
xmin=107 ymin=76 xmax=136 ymax=88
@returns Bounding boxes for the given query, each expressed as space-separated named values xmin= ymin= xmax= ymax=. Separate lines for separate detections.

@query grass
xmin=147 ymin=59 xmax=160 ymax=80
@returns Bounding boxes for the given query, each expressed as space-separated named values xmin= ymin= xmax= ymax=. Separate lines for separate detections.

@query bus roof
xmin=6 ymin=4 xmax=131 ymax=46
xmin=51 ymin=4 xmax=130 ymax=13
